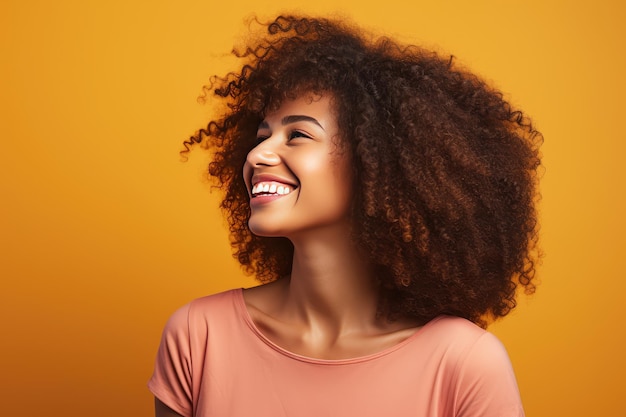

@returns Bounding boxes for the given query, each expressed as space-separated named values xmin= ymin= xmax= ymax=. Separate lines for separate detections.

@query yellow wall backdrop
xmin=1 ymin=0 xmax=624 ymax=416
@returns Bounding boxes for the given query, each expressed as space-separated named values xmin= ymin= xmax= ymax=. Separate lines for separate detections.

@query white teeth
xmin=251 ymin=182 xmax=294 ymax=197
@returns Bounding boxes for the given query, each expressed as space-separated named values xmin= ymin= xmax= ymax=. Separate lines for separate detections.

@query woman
xmin=149 ymin=15 xmax=542 ymax=417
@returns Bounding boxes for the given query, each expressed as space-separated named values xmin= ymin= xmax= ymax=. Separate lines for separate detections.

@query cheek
xmin=327 ymin=150 xmax=353 ymax=195
xmin=302 ymin=154 xmax=353 ymax=208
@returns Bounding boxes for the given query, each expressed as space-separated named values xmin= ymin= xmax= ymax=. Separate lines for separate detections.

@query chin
xmin=247 ymin=221 xmax=286 ymax=238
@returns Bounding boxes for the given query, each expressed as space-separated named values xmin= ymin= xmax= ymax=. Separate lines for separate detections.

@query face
xmin=243 ymin=94 xmax=353 ymax=240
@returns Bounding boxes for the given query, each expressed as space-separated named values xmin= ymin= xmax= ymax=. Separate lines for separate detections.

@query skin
xmin=244 ymin=94 xmax=353 ymax=240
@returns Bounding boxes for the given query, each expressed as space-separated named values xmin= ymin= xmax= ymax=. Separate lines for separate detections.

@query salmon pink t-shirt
xmin=148 ymin=289 xmax=524 ymax=417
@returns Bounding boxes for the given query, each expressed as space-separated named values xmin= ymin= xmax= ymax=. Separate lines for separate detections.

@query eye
xmin=256 ymin=135 xmax=269 ymax=144
xmin=288 ymin=130 xmax=311 ymax=141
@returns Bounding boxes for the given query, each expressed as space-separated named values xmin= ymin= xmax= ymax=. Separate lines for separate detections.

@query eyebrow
xmin=258 ymin=115 xmax=325 ymax=130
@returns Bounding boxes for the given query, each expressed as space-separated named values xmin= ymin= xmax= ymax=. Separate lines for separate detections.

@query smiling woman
xmin=245 ymin=94 xmax=353 ymax=239
xmin=148 ymin=14 xmax=542 ymax=417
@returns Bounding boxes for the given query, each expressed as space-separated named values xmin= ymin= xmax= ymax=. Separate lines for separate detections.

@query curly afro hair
xmin=184 ymin=15 xmax=543 ymax=327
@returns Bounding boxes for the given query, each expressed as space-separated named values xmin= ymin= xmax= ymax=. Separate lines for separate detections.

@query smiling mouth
xmin=251 ymin=181 xmax=296 ymax=197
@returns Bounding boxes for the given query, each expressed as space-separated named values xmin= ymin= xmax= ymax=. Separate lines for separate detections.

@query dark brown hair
xmin=185 ymin=15 xmax=542 ymax=327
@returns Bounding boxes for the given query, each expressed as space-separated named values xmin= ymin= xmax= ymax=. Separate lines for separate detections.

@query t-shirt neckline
xmin=232 ymin=287 xmax=442 ymax=365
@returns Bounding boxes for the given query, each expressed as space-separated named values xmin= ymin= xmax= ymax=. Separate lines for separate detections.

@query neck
xmin=280 ymin=226 xmax=380 ymax=335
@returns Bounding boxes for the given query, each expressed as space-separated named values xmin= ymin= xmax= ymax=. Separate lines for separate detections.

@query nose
xmin=243 ymin=139 xmax=282 ymax=194
xmin=246 ymin=140 xmax=281 ymax=168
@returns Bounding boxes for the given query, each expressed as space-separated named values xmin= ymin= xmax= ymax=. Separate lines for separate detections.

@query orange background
xmin=1 ymin=1 xmax=624 ymax=416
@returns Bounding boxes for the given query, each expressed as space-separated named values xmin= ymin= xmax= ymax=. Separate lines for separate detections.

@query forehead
xmin=258 ymin=93 xmax=340 ymax=136
xmin=263 ymin=93 xmax=333 ymax=119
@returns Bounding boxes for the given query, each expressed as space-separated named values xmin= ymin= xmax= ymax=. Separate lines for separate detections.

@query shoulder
xmin=424 ymin=315 xmax=512 ymax=371
xmin=423 ymin=317 xmax=523 ymax=416
xmin=187 ymin=288 xmax=242 ymax=314
xmin=422 ymin=315 xmax=490 ymax=349
xmin=161 ymin=289 xmax=243 ymax=337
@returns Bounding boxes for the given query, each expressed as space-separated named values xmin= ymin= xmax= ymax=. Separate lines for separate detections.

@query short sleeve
xmin=148 ymin=304 xmax=193 ymax=417
xmin=453 ymin=332 xmax=525 ymax=417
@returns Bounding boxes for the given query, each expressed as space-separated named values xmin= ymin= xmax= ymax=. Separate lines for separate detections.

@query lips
xmin=249 ymin=174 xmax=298 ymax=198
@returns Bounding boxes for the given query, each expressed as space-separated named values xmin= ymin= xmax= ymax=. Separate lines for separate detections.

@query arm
xmin=155 ymin=398 xmax=185 ymax=417
xmin=148 ymin=304 xmax=194 ymax=417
